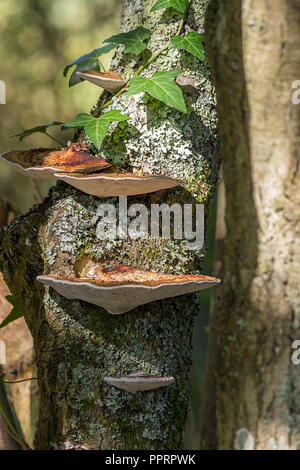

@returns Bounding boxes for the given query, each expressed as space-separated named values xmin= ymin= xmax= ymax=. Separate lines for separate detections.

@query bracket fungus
xmin=104 ymin=372 xmax=175 ymax=393
xmin=0 ymin=143 xmax=110 ymax=179
xmin=55 ymin=172 xmax=183 ymax=197
xmin=76 ymin=70 xmax=127 ymax=92
xmin=36 ymin=265 xmax=220 ymax=314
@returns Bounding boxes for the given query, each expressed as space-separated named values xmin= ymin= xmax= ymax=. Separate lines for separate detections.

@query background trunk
xmin=0 ymin=0 xmax=219 ymax=450
xmin=205 ymin=0 xmax=300 ymax=449
xmin=199 ymin=167 xmax=225 ymax=450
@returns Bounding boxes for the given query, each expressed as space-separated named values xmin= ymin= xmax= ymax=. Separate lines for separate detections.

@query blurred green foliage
xmin=0 ymin=0 xmax=121 ymax=212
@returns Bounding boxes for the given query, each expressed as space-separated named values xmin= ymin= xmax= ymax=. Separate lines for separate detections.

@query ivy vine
xmin=10 ymin=0 xmax=205 ymax=152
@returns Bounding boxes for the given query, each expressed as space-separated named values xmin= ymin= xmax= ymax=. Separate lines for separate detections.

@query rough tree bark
xmin=205 ymin=0 xmax=300 ymax=449
xmin=0 ymin=0 xmax=219 ymax=449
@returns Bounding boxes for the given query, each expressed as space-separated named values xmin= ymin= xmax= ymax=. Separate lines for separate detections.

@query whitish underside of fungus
xmin=104 ymin=372 xmax=175 ymax=393
xmin=0 ymin=143 xmax=111 ymax=179
xmin=36 ymin=265 xmax=221 ymax=314
xmin=55 ymin=172 xmax=183 ymax=197
xmin=76 ymin=70 xmax=127 ymax=92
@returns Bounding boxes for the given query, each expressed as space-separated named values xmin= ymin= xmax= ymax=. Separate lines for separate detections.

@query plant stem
xmin=131 ymin=43 xmax=169 ymax=79
xmin=130 ymin=5 xmax=189 ymax=79
xmin=97 ymin=85 xmax=129 ymax=113
xmin=95 ymin=3 xmax=190 ymax=116
xmin=99 ymin=59 xmax=105 ymax=72
xmin=44 ymin=131 xmax=64 ymax=147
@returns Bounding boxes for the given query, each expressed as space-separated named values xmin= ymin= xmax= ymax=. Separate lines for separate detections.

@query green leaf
xmin=9 ymin=122 xmax=63 ymax=142
xmin=151 ymin=0 xmax=189 ymax=13
xmin=104 ymin=27 xmax=151 ymax=55
xmin=63 ymin=110 xmax=131 ymax=149
xmin=63 ymin=44 xmax=116 ymax=87
xmin=0 ymin=296 xmax=23 ymax=329
xmin=126 ymin=70 xmax=186 ymax=113
xmin=170 ymin=32 xmax=204 ymax=60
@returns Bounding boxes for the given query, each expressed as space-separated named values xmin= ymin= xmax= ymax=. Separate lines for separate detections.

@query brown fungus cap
xmin=36 ymin=265 xmax=221 ymax=314
xmin=104 ymin=372 xmax=175 ymax=393
xmin=0 ymin=143 xmax=111 ymax=179
xmin=55 ymin=172 xmax=183 ymax=197
xmin=76 ymin=70 xmax=127 ymax=92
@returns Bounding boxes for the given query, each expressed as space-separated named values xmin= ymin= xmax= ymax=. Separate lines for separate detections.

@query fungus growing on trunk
xmin=76 ymin=70 xmax=127 ymax=92
xmin=104 ymin=372 xmax=175 ymax=393
xmin=36 ymin=265 xmax=220 ymax=314
xmin=0 ymin=143 xmax=110 ymax=179
xmin=55 ymin=172 xmax=183 ymax=197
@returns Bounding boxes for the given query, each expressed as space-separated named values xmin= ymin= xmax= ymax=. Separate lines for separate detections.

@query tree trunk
xmin=199 ymin=167 xmax=225 ymax=450
xmin=0 ymin=0 xmax=219 ymax=450
xmin=205 ymin=0 xmax=300 ymax=450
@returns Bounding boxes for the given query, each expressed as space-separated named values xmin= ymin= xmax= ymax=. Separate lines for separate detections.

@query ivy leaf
xmin=104 ymin=27 xmax=151 ymax=55
xmin=0 ymin=296 xmax=23 ymax=329
xmin=151 ymin=0 xmax=189 ymax=14
xmin=63 ymin=110 xmax=131 ymax=149
xmin=170 ymin=32 xmax=204 ymax=60
xmin=126 ymin=70 xmax=187 ymax=113
xmin=9 ymin=122 xmax=63 ymax=142
xmin=63 ymin=44 xmax=116 ymax=87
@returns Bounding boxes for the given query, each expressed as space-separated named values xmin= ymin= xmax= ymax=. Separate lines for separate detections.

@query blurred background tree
xmin=0 ymin=0 xmax=121 ymax=211
xmin=0 ymin=0 xmax=217 ymax=449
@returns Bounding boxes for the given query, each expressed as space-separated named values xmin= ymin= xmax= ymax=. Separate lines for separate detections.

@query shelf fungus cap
xmin=76 ymin=70 xmax=126 ymax=92
xmin=36 ymin=265 xmax=221 ymax=314
xmin=0 ymin=143 xmax=111 ymax=179
xmin=104 ymin=372 xmax=175 ymax=393
xmin=54 ymin=172 xmax=183 ymax=197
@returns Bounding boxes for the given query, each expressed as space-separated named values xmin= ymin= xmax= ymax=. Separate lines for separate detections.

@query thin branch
xmin=2 ymin=377 xmax=37 ymax=385
xmin=0 ymin=419 xmax=24 ymax=449
xmin=0 ymin=419 xmax=19 ymax=443
xmin=0 ymin=402 xmax=32 ymax=450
